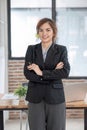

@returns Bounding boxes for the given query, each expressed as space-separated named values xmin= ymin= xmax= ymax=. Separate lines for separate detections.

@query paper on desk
xmin=1 ymin=93 xmax=19 ymax=100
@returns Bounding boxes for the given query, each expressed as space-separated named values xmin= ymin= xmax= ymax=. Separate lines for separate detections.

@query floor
xmin=4 ymin=118 xmax=84 ymax=130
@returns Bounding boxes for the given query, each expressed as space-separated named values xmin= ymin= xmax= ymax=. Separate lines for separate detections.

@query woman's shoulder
xmin=54 ymin=43 xmax=67 ymax=50
xmin=27 ymin=43 xmax=40 ymax=49
xmin=28 ymin=43 xmax=41 ymax=47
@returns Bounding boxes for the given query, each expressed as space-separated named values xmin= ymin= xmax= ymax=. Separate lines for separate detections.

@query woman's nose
xmin=43 ymin=31 xmax=47 ymax=35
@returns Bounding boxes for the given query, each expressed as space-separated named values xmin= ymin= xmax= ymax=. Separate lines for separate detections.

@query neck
xmin=42 ymin=42 xmax=52 ymax=49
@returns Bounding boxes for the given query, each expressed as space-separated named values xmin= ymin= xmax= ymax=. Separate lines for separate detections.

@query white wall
xmin=11 ymin=0 xmax=87 ymax=8
xmin=11 ymin=0 xmax=51 ymax=8
xmin=0 ymin=0 xmax=8 ymax=121
xmin=57 ymin=0 xmax=87 ymax=7
xmin=0 ymin=0 xmax=8 ymax=93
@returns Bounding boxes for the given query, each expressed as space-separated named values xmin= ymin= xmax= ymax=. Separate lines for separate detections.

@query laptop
xmin=63 ymin=81 xmax=87 ymax=102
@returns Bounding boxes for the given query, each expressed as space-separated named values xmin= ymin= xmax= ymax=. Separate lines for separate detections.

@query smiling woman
xmin=24 ymin=17 xmax=70 ymax=130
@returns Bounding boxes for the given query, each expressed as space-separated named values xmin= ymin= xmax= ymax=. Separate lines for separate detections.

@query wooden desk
xmin=0 ymin=94 xmax=87 ymax=130
xmin=66 ymin=100 xmax=87 ymax=130
xmin=0 ymin=94 xmax=27 ymax=130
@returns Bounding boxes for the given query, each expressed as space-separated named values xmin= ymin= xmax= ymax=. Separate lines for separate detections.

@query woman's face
xmin=38 ymin=22 xmax=54 ymax=44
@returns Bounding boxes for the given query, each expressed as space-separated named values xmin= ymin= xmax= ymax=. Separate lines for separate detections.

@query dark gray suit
xmin=24 ymin=43 xmax=70 ymax=104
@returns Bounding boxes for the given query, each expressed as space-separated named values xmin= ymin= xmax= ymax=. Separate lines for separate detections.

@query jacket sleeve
xmin=42 ymin=46 xmax=70 ymax=80
xmin=24 ymin=45 xmax=49 ymax=83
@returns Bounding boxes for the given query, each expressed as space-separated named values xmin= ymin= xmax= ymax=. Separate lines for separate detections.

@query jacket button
xmin=41 ymin=78 xmax=43 ymax=80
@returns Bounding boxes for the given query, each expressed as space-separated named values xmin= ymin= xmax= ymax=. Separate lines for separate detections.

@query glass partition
xmin=10 ymin=0 xmax=51 ymax=57
xmin=56 ymin=8 xmax=87 ymax=77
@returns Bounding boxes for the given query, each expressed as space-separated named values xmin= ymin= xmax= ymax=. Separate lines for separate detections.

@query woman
xmin=24 ymin=18 xmax=70 ymax=130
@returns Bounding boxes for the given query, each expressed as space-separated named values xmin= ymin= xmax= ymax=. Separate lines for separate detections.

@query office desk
xmin=0 ymin=94 xmax=87 ymax=130
xmin=0 ymin=94 xmax=27 ymax=130
xmin=66 ymin=100 xmax=87 ymax=130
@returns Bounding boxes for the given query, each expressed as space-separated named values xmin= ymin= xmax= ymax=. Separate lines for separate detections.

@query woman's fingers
xmin=55 ymin=62 xmax=64 ymax=69
xmin=27 ymin=64 xmax=33 ymax=70
xmin=27 ymin=64 xmax=39 ymax=71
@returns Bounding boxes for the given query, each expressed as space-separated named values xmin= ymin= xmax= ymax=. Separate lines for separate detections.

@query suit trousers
xmin=28 ymin=100 xmax=66 ymax=130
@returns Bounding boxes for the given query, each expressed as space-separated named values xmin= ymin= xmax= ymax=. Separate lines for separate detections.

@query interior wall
xmin=57 ymin=0 xmax=87 ymax=7
xmin=0 ymin=0 xmax=8 ymax=93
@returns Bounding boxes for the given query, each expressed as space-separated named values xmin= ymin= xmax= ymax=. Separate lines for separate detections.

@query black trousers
xmin=28 ymin=100 xmax=66 ymax=130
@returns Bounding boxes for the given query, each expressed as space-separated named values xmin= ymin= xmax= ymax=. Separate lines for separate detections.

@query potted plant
xmin=14 ymin=84 xmax=28 ymax=100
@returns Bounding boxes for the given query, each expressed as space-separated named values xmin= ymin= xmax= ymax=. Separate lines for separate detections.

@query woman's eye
xmin=47 ymin=29 xmax=50 ymax=31
xmin=39 ymin=28 xmax=51 ymax=32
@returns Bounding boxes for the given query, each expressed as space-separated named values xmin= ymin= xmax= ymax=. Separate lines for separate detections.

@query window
xmin=11 ymin=8 xmax=51 ymax=57
xmin=8 ymin=0 xmax=52 ymax=58
xmin=56 ymin=8 xmax=87 ymax=77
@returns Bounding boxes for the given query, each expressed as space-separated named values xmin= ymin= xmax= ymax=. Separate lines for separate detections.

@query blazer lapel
xmin=45 ymin=43 xmax=57 ymax=64
xmin=35 ymin=43 xmax=60 ymax=68
xmin=35 ymin=43 xmax=44 ymax=66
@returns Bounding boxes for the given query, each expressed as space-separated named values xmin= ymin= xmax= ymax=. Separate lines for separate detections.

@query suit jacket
xmin=24 ymin=43 xmax=70 ymax=104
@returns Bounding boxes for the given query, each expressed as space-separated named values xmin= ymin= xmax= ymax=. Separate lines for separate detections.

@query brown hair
xmin=36 ymin=18 xmax=57 ymax=42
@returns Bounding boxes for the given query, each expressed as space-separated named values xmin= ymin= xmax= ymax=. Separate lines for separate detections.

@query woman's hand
xmin=27 ymin=63 xmax=42 ymax=76
xmin=27 ymin=62 xmax=63 ymax=76
xmin=55 ymin=62 xmax=64 ymax=69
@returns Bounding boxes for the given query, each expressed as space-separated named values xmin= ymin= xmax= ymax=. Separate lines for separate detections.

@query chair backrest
xmin=22 ymin=82 xmax=28 ymax=87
